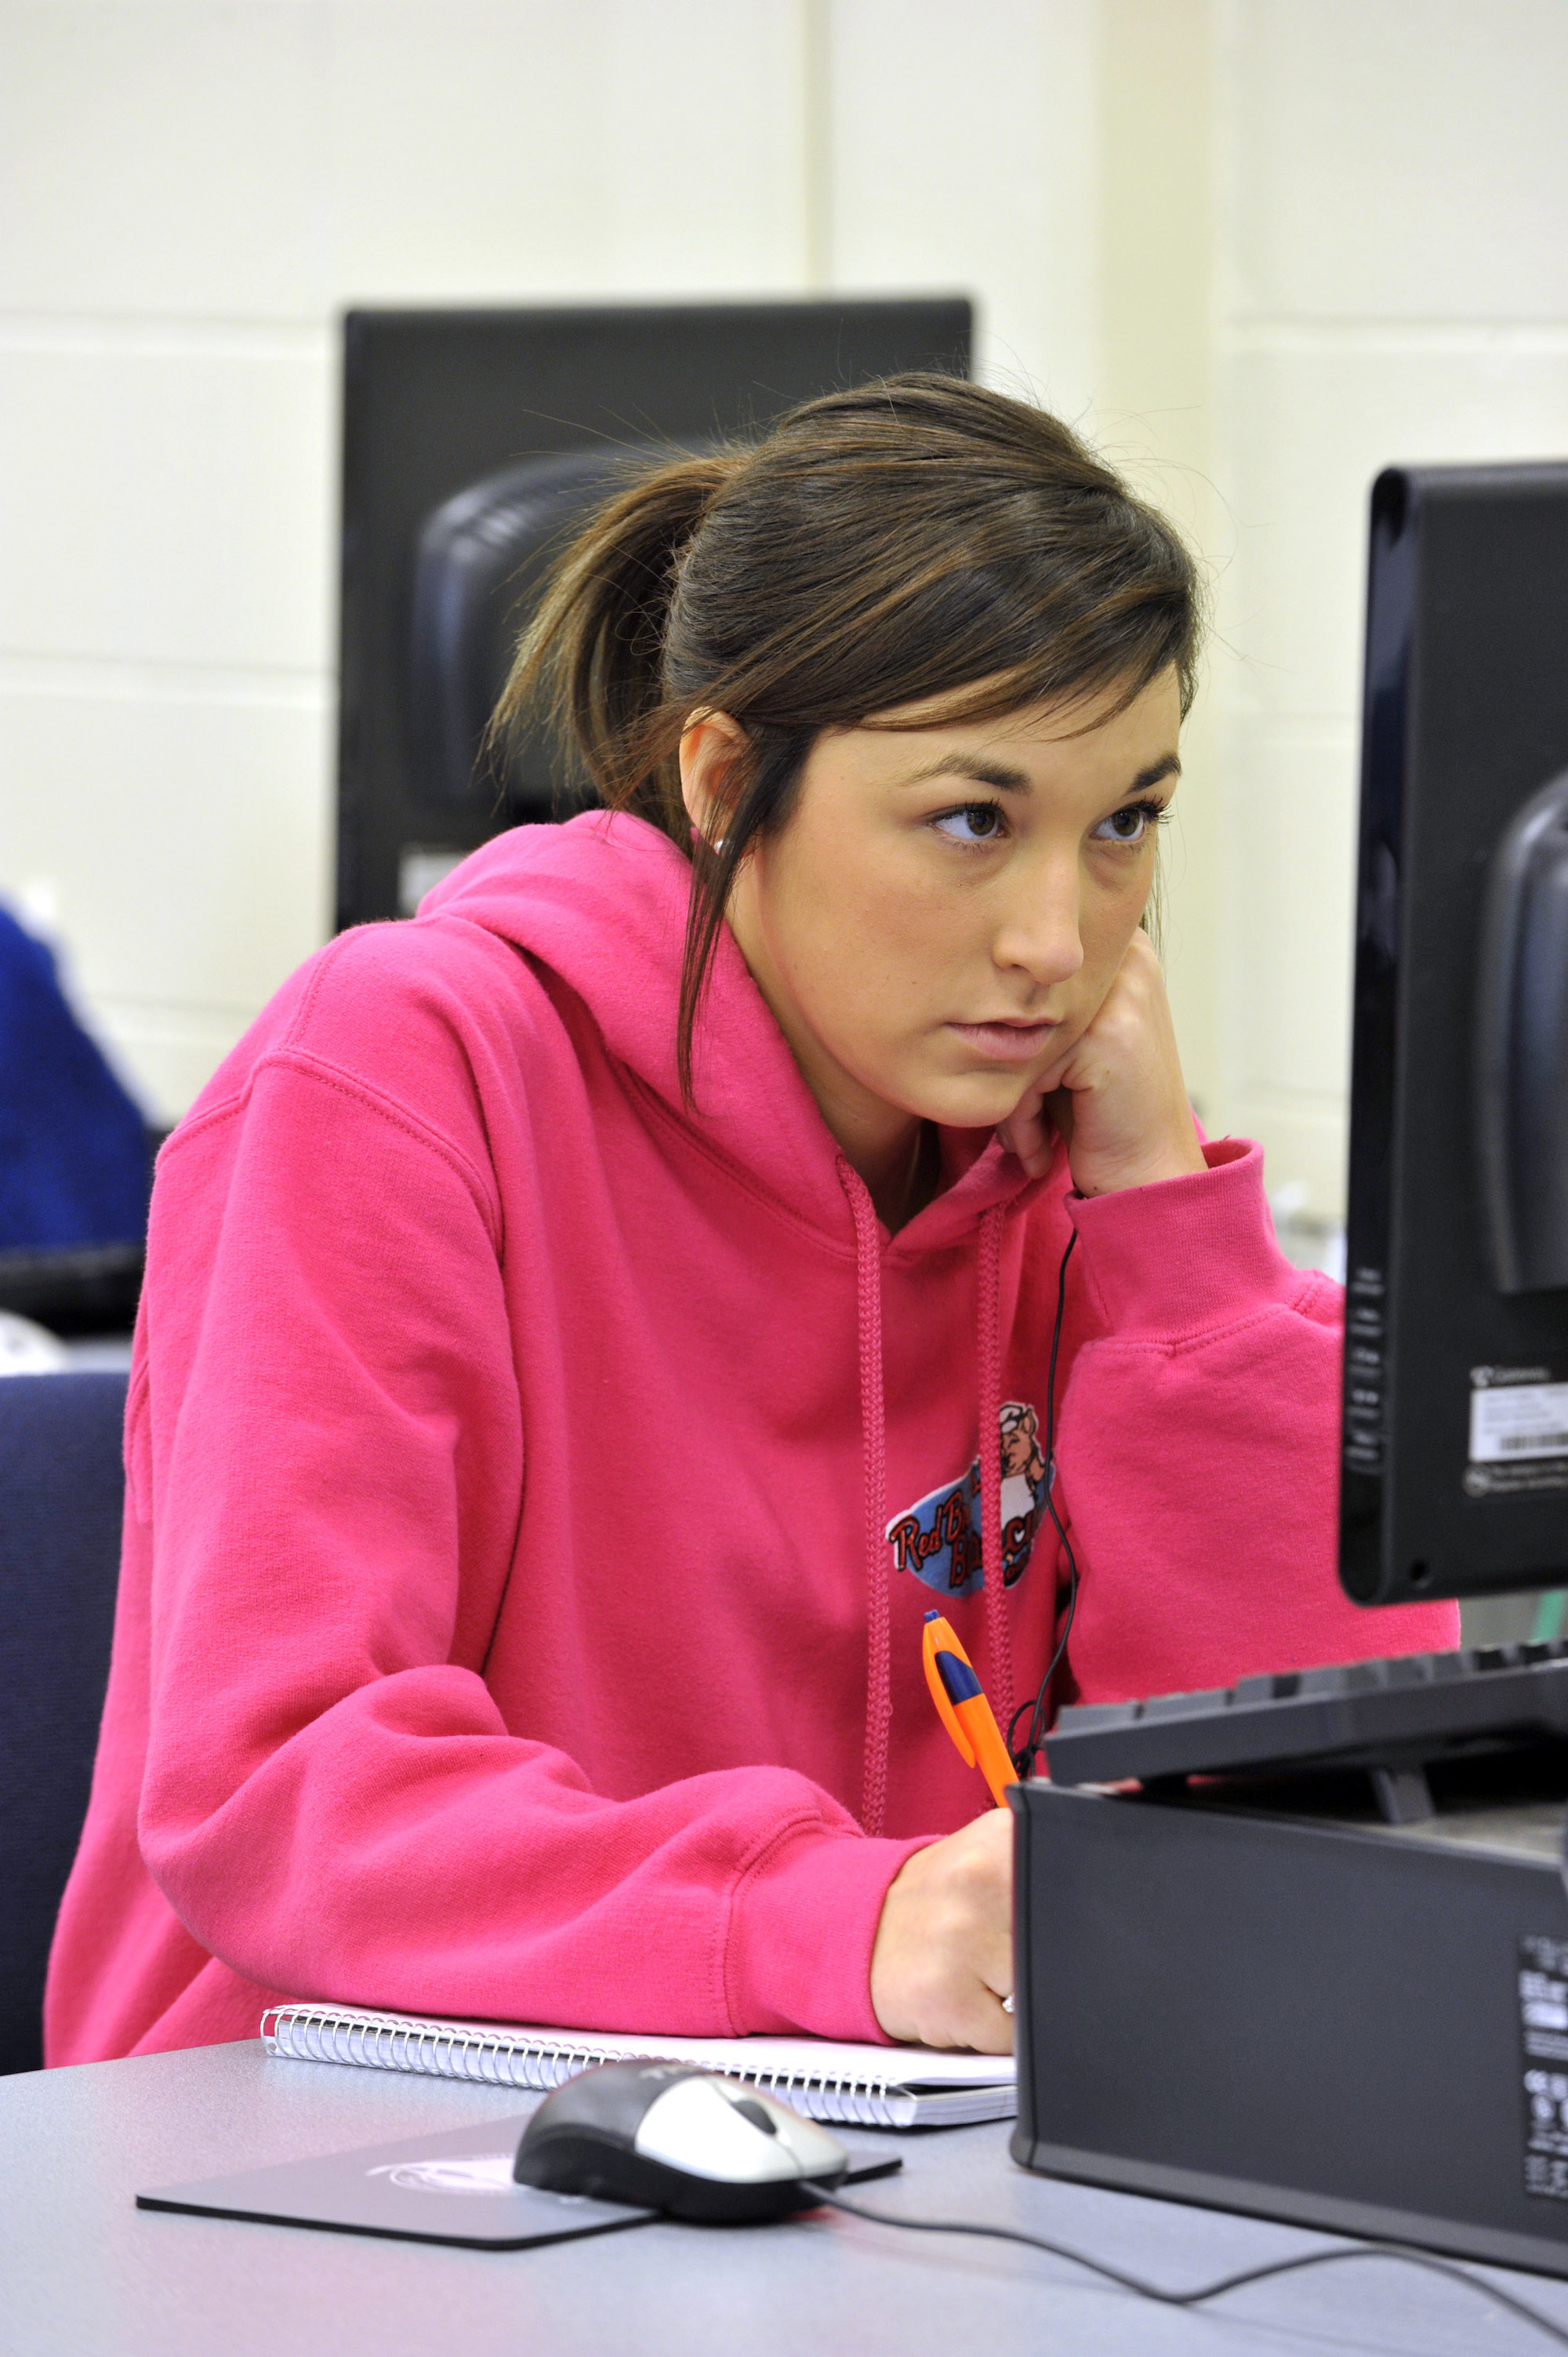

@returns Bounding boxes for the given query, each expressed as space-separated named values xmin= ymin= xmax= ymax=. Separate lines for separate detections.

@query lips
xmin=947 ymin=1019 xmax=1063 ymax=1065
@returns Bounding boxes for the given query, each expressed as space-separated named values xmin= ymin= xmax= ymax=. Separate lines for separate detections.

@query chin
xmin=908 ymin=1077 xmax=1037 ymax=1131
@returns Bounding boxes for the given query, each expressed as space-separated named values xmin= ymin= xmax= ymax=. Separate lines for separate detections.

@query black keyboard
xmin=1044 ymin=1643 xmax=1568 ymax=1823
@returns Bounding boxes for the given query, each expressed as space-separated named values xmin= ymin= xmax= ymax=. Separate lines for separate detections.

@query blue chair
xmin=0 ymin=1372 xmax=126 ymax=2073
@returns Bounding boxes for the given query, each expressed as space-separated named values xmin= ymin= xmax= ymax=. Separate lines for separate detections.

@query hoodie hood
xmin=421 ymin=810 xmax=1039 ymax=1259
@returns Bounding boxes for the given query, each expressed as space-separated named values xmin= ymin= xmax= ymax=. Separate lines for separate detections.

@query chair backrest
xmin=0 ymin=1372 xmax=126 ymax=2073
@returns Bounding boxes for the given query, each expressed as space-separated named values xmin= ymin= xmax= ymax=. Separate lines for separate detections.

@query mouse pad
xmin=137 ymin=2114 xmax=902 ymax=2250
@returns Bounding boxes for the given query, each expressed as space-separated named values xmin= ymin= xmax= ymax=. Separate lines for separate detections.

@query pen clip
xmin=922 ymin=1614 xmax=977 ymax=1769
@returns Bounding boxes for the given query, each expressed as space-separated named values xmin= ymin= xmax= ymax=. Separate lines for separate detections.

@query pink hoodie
xmin=46 ymin=812 xmax=1457 ymax=2065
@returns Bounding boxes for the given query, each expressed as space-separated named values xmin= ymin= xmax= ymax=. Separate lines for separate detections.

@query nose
xmin=990 ymin=852 xmax=1084 ymax=990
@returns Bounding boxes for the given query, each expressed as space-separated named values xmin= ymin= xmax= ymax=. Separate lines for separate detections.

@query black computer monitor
xmin=1341 ymin=461 xmax=1568 ymax=1607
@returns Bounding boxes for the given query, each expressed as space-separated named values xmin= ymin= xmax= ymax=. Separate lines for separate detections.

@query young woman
xmin=47 ymin=377 xmax=1457 ymax=2068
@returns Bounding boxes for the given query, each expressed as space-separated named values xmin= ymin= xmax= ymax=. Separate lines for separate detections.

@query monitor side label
xmin=1467 ymin=1368 xmax=1568 ymax=1495
xmin=1522 ymin=1935 xmax=1568 ymax=2203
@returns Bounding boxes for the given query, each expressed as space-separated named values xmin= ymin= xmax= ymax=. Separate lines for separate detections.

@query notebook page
xmin=468 ymin=2025 xmax=1016 ymax=2090
xmin=263 ymin=2005 xmax=1014 ymax=2091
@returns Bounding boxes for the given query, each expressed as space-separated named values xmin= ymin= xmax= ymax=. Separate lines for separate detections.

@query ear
xmin=678 ymin=711 xmax=748 ymax=848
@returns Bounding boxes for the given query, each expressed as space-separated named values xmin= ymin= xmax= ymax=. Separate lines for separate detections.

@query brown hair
xmin=493 ymin=373 xmax=1202 ymax=1098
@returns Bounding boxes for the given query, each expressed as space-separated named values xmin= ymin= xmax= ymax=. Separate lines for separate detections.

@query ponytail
xmin=491 ymin=452 xmax=735 ymax=833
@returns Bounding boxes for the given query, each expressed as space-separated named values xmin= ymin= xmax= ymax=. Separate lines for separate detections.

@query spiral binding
xmin=260 ymin=2003 xmax=909 ymax=2127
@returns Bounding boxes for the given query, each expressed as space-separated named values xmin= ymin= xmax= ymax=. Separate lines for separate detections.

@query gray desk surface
xmin=5 ymin=2040 xmax=1568 ymax=2357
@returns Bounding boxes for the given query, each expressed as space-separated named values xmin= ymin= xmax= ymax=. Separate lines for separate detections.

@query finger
xmin=909 ymin=1980 xmax=1014 ymax=2054
xmin=950 ymin=1980 xmax=1015 ymax=2056
xmin=975 ymin=1922 xmax=1015 ymax=2005
xmin=996 ymin=1092 xmax=1051 ymax=1175
xmin=1031 ymin=1046 xmax=1074 ymax=1096
xmin=1001 ymin=1066 xmax=1083 ymax=1171
xmin=996 ymin=1114 xmax=1051 ymax=1176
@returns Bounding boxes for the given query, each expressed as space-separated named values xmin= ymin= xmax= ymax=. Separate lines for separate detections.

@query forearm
xmin=1058 ymin=1143 xmax=1459 ymax=1699
xmin=141 ymin=1669 xmax=921 ymax=2040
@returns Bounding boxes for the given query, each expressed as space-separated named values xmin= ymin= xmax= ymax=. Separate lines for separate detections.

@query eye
xmin=1091 ymin=797 xmax=1166 ymax=848
xmin=931 ymin=802 xmax=1007 ymax=845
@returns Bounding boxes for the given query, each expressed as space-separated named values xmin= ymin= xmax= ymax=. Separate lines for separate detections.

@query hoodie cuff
xmin=724 ymin=1825 xmax=931 ymax=2043
xmin=1069 ymin=1138 xmax=1305 ymax=1340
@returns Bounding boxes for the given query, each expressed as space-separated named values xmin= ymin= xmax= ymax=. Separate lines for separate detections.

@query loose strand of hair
xmin=675 ymin=724 xmax=815 ymax=1104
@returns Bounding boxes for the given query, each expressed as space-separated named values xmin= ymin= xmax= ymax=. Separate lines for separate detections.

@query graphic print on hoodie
xmin=886 ymin=1401 xmax=1051 ymax=1596
xmin=44 ymin=811 xmax=1460 ymax=2068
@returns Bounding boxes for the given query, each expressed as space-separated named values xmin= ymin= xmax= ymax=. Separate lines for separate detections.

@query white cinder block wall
xmin=1208 ymin=0 xmax=1568 ymax=1219
xmin=0 ymin=2 xmax=818 ymax=1118
xmin=2 ymin=0 xmax=1566 ymax=1219
xmin=0 ymin=0 xmax=1101 ymax=1121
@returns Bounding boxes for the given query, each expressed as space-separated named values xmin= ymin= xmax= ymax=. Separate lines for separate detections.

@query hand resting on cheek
xmin=996 ymin=930 xmax=1206 ymax=1198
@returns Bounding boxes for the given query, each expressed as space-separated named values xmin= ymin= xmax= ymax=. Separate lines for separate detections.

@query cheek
xmin=753 ymin=851 xmax=887 ymax=1037
xmin=805 ymin=900 xmax=953 ymax=1044
xmin=775 ymin=837 xmax=957 ymax=1001
xmin=1080 ymin=860 xmax=1154 ymax=971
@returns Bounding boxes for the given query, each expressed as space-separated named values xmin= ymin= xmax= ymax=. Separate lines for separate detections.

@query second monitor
xmin=1341 ymin=460 xmax=1568 ymax=1609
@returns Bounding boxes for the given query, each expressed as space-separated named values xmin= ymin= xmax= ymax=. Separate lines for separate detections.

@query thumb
xmin=996 ymin=1084 xmax=1058 ymax=1178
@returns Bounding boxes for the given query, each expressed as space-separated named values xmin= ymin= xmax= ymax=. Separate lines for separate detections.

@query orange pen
xmin=921 ymin=1610 xmax=1016 ymax=1808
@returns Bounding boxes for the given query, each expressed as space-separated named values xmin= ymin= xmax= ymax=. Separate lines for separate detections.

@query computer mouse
xmin=513 ymin=2060 xmax=851 ymax=2222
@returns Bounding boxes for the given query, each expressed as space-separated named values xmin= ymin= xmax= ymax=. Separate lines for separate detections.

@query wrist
xmin=1067 ymin=1138 xmax=1304 ymax=1337
xmin=1072 ymin=1129 xmax=1206 ymax=1198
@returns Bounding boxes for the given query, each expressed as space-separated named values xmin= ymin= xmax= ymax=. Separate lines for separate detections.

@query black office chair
xmin=0 ymin=1372 xmax=126 ymax=2073
xmin=408 ymin=445 xmax=655 ymax=819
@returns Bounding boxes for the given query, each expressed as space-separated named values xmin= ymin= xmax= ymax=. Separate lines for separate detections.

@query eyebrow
xmin=898 ymin=750 xmax=1182 ymax=797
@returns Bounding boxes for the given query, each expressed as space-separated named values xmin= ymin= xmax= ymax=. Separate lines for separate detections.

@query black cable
xmin=800 ymin=2184 xmax=1568 ymax=2349
xmin=954 ymin=1214 xmax=1568 ymax=2352
xmin=1007 ymin=1227 xmax=1079 ymax=1781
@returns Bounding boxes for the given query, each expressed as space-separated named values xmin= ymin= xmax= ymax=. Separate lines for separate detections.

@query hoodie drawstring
xmin=837 ymin=1164 xmax=1016 ymax=1836
xmin=976 ymin=1203 xmax=1013 ymax=1737
xmin=837 ymin=1159 xmax=892 ymax=1837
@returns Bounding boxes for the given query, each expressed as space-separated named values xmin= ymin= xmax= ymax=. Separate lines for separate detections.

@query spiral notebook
xmin=261 ymin=2003 xmax=1016 ymax=2130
